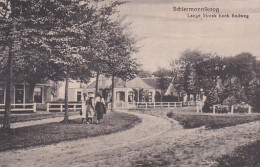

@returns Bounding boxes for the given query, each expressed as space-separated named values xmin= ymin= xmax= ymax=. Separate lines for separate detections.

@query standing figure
xmin=95 ymin=93 xmax=105 ymax=124
xmin=81 ymin=97 xmax=87 ymax=124
xmin=86 ymin=94 xmax=95 ymax=123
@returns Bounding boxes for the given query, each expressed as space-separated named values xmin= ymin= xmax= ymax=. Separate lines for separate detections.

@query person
xmin=95 ymin=93 xmax=105 ymax=124
xmin=86 ymin=94 xmax=95 ymax=124
xmin=80 ymin=97 xmax=87 ymax=124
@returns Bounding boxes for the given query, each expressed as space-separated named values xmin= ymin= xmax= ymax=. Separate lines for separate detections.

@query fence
xmin=0 ymin=103 xmax=36 ymax=113
xmin=46 ymin=102 xmax=82 ymax=112
xmin=182 ymin=101 xmax=200 ymax=107
xmin=112 ymin=101 xmax=186 ymax=109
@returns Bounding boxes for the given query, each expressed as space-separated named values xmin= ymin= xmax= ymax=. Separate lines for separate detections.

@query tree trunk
xmin=28 ymin=82 xmax=36 ymax=103
xmin=193 ymin=93 xmax=197 ymax=101
xmin=3 ymin=47 xmax=13 ymax=131
xmin=95 ymin=71 xmax=99 ymax=96
xmin=187 ymin=93 xmax=190 ymax=101
xmin=111 ymin=74 xmax=115 ymax=112
xmin=64 ymin=67 xmax=70 ymax=123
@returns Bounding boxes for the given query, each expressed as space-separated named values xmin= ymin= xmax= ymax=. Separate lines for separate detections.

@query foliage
xmin=233 ymin=102 xmax=251 ymax=113
xmin=137 ymin=69 xmax=153 ymax=78
xmin=153 ymin=67 xmax=172 ymax=100
xmin=214 ymin=104 xmax=229 ymax=114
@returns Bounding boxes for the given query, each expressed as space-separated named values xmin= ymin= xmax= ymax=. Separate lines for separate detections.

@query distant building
xmin=85 ymin=75 xmax=160 ymax=103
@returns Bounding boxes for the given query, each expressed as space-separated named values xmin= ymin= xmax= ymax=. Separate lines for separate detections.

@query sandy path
xmin=11 ymin=115 xmax=81 ymax=128
xmin=0 ymin=110 xmax=259 ymax=167
xmin=0 ymin=110 xmax=173 ymax=167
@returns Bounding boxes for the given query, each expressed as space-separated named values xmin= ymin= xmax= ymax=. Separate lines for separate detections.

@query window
xmin=34 ymin=87 xmax=43 ymax=103
xmin=116 ymin=91 xmax=125 ymax=102
xmin=15 ymin=85 xmax=24 ymax=104
xmin=77 ymin=91 xmax=81 ymax=101
xmin=128 ymin=92 xmax=134 ymax=102
xmin=0 ymin=85 xmax=4 ymax=104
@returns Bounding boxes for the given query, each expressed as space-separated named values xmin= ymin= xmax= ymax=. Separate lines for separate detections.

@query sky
xmin=117 ymin=0 xmax=260 ymax=71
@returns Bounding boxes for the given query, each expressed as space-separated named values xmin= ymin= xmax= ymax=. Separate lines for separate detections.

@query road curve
xmin=0 ymin=110 xmax=174 ymax=167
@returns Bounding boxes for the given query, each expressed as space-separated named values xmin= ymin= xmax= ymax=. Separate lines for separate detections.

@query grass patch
xmin=216 ymin=140 xmax=260 ymax=167
xmin=0 ymin=112 xmax=141 ymax=152
xmin=166 ymin=111 xmax=260 ymax=129
xmin=0 ymin=112 xmax=78 ymax=124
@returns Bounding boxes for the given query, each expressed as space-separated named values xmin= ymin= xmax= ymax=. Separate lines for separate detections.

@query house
xmin=54 ymin=79 xmax=87 ymax=102
xmin=0 ymin=81 xmax=53 ymax=111
xmin=85 ymin=76 xmax=159 ymax=103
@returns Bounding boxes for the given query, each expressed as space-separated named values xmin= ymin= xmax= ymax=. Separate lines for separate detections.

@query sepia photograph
xmin=0 ymin=0 xmax=259 ymax=166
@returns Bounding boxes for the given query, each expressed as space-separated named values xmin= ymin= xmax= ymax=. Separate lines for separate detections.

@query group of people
xmin=81 ymin=93 xmax=107 ymax=124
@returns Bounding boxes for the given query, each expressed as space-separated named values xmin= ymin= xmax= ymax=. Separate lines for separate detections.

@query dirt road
xmin=0 ymin=110 xmax=259 ymax=167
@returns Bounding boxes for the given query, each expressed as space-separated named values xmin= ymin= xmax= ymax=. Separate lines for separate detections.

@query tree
xmin=83 ymin=1 xmax=126 ymax=96
xmin=171 ymin=49 xmax=207 ymax=101
xmin=153 ymin=67 xmax=171 ymax=102
xmin=137 ymin=69 xmax=153 ymax=78
xmin=101 ymin=19 xmax=140 ymax=111
xmin=0 ymin=0 xmax=31 ymax=130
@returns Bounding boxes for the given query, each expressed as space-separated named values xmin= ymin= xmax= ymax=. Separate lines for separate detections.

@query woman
xmin=95 ymin=93 xmax=105 ymax=124
xmin=86 ymin=94 xmax=95 ymax=124
xmin=80 ymin=98 xmax=87 ymax=124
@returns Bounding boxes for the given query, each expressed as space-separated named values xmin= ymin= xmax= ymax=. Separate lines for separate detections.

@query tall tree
xmin=0 ymin=0 xmax=28 ymax=130
xmin=101 ymin=19 xmax=139 ymax=111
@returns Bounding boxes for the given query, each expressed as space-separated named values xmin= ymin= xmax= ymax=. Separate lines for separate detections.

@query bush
xmin=233 ymin=102 xmax=250 ymax=113
xmin=215 ymin=105 xmax=229 ymax=113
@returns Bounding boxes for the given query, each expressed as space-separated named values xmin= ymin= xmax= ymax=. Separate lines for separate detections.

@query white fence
xmin=112 ymin=101 xmax=188 ymax=109
xmin=0 ymin=103 xmax=36 ymax=113
xmin=46 ymin=103 xmax=82 ymax=112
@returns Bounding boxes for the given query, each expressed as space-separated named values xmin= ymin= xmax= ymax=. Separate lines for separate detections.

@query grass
xmin=0 ymin=111 xmax=78 ymax=124
xmin=166 ymin=111 xmax=260 ymax=129
xmin=216 ymin=140 xmax=260 ymax=167
xmin=0 ymin=112 xmax=141 ymax=152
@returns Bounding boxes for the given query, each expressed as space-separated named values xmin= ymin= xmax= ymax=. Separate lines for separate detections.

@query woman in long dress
xmin=95 ymin=93 xmax=105 ymax=124
xmin=86 ymin=94 xmax=95 ymax=124
xmin=81 ymin=98 xmax=87 ymax=124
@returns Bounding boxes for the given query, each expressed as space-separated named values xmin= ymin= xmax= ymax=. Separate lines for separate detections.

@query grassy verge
xmin=0 ymin=112 xmax=78 ymax=124
xmin=216 ymin=140 xmax=260 ymax=167
xmin=166 ymin=111 xmax=260 ymax=129
xmin=0 ymin=112 xmax=141 ymax=152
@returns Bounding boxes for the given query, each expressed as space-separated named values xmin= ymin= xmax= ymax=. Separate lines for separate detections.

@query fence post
xmin=33 ymin=103 xmax=37 ymax=112
xmin=73 ymin=104 xmax=76 ymax=112
xmin=47 ymin=103 xmax=49 ymax=112
xmin=153 ymin=102 xmax=155 ymax=108
xmin=197 ymin=104 xmax=199 ymax=112
xmin=231 ymin=105 xmax=234 ymax=114
xmin=60 ymin=104 xmax=63 ymax=112
xmin=168 ymin=103 xmax=170 ymax=108
xmin=213 ymin=105 xmax=216 ymax=114
xmin=248 ymin=106 xmax=252 ymax=114
xmin=145 ymin=103 xmax=147 ymax=108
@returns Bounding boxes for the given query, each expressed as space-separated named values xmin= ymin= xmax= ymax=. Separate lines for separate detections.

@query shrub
xmin=215 ymin=105 xmax=229 ymax=113
xmin=233 ymin=102 xmax=250 ymax=113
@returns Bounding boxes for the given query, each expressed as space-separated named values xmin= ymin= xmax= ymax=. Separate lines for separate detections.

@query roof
xmin=86 ymin=76 xmax=158 ymax=90
xmin=115 ymin=77 xmax=154 ymax=89
xmin=142 ymin=77 xmax=160 ymax=89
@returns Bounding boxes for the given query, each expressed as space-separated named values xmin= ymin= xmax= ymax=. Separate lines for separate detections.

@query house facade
xmin=55 ymin=79 xmax=87 ymax=102
xmin=0 ymin=82 xmax=53 ymax=110
xmin=85 ymin=76 xmax=159 ymax=103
